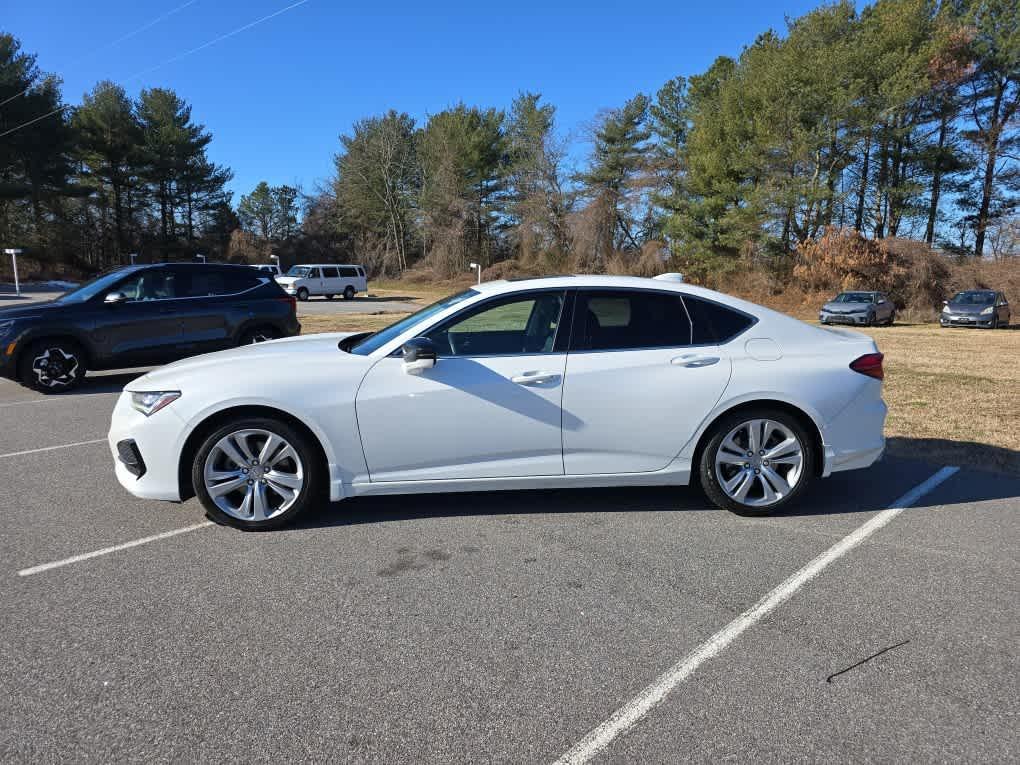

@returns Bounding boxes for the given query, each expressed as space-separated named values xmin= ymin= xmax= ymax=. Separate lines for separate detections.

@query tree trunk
xmin=974 ymin=85 xmax=1004 ymax=259
xmin=854 ymin=130 xmax=871 ymax=232
xmin=924 ymin=108 xmax=950 ymax=245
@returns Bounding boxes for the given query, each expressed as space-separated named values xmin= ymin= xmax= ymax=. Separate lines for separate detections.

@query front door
xmin=561 ymin=289 xmax=733 ymax=474
xmin=94 ymin=269 xmax=182 ymax=366
xmin=356 ymin=290 xmax=568 ymax=482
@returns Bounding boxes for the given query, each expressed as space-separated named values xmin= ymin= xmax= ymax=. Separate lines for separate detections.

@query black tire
xmin=866 ymin=311 xmax=877 ymax=327
xmin=989 ymin=316 xmax=999 ymax=330
xmin=192 ymin=416 xmax=323 ymax=531
xmin=18 ymin=339 xmax=87 ymax=393
xmin=239 ymin=326 xmax=280 ymax=345
xmin=296 ymin=287 xmax=309 ymax=301
xmin=343 ymin=286 xmax=356 ymax=300
xmin=699 ymin=407 xmax=817 ymax=517
xmin=886 ymin=311 xmax=896 ymax=326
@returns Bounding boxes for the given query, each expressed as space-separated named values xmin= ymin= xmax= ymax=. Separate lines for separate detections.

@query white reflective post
xmin=4 ymin=249 xmax=21 ymax=296
xmin=469 ymin=262 xmax=481 ymax=285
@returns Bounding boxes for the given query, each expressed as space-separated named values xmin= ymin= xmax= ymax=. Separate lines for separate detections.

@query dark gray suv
xmin=940 ymin=290 xmax=1010 ymax=329
xmin=0 ymin=263 xmax=300 ymax=392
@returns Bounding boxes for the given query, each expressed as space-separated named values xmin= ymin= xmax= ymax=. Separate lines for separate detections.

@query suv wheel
xmin=296 ymin=287 xmax=309 ymax=301
xmin=343 ymin=286 xmax=355 ymax=300
xmin=19 ymin=340 xmax=87 ymax=393
xmin=699 ymin=408 xmax=816 ymax=516
xmin=192 ymin=417 xmax=322 ymax=530
xmin=240 ymin=327 xmax=279 ymax=345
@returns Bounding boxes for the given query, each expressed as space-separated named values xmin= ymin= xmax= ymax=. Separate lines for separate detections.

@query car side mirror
xmin=402 ymin=337 xmax=437 ymax=375
xmin=104 ymin=291 xmax=128 ymax=304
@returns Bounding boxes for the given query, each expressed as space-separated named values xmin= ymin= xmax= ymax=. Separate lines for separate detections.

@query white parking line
xmin=554 ymin=465 xmax=960 ymax=765
xmin=17 ymin=521 xmax=215 ymax=577
xmin=0 ymin=439 xmax=107 ymax=459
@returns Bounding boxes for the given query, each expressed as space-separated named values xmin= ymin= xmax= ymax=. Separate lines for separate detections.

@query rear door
xmin=561 ymin=289 xmax=733 ymax=474
xmin=171 ymin=267 xmax=264 ymax=355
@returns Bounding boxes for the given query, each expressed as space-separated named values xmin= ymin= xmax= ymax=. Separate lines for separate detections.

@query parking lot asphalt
xmin=0 ymin=373 xmax=1017 ymax=762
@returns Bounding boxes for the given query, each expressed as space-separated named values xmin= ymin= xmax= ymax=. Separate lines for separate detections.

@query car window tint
xmin=117 ymin=270 xmax=177 ymax=301
xmin=572 ymin=290 xmax=692 ymax=351
xmin=339 ymin=266 xmax=358 ymax=277
xmin=684 ymin=295 xmax=756 ymax=344
xmin=178 ymin=271 xmax=227 ymax=297
xmin=428 ymin=292 xmax=565 ymax=356
xmin=324 ymin=267 xmax=341 ymax=278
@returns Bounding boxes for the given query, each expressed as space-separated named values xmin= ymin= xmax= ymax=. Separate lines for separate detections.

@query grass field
xmin=300 ymin=287 xmax=1019 ymax=475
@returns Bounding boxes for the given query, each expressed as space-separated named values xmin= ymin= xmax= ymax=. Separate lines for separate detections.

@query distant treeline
xmin=1 ymin=0 xmax=1017 ymax=282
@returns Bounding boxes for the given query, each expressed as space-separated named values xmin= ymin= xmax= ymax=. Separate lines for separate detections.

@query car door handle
xmin=511 ymin=371 xmax=561 ymax=386
xmin=671 ymin=354 xmax=720 ymax=368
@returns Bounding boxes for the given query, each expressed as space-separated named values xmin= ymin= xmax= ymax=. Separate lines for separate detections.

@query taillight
xmin=850 ymin=352 xmax=884 ymax=380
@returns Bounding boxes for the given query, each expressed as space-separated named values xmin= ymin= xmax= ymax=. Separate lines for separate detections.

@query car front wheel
xmin=699 ymin=409 xmax=816 ymax=516
xmin=296 ymin=287 xmax=309 ymax=301
xmin=19 ymin=340 xmax=87 ymax=393
xmin=192 ymin=417 xmax=322 ymax=530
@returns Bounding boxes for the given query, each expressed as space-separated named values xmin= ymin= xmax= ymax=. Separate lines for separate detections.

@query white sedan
xmin=108 ymin=275 xmax=887 ymax=530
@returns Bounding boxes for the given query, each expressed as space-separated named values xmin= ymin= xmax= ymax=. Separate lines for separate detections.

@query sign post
xmin=4 ymin=249 xmax=22 ymax=296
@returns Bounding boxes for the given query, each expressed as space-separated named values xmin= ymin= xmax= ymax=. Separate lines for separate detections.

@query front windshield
xmin=951 ymin=291 xmax=994 ymax=305
xmin=348 ymin=289 xmax=478 ymax=356
xmin=286 ymin=266 xmax=312 ymax=277
xmin=834 ymin=292 xmax=873 ymax=303
xmin=55 ymin=269 xmax=132 ymax=304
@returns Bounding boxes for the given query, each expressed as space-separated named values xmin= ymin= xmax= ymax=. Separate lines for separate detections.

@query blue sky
xmin=9 ymin=0 xmax=836 ymax=201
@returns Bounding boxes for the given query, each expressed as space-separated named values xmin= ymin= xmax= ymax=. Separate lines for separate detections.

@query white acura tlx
xmin=108 ymin=275 xmax=887 ymax=530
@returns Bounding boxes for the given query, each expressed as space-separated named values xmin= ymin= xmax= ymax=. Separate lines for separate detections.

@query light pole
xmin=4 ymin=249 xmax=22 ymax=296
xmin=129 ymin=253 xmax=137 ymax=265
xmin=469 ymin=262 xmax=481 ymax=285
xmin=195 ymin=254 xmax=206 ymax=263
xmin=270 ymin=254 xmax=280 ymax=273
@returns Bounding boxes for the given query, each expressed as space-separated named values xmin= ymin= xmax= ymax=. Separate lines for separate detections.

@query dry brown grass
xmin=301 ymin=280 xmax=1020 ymax=476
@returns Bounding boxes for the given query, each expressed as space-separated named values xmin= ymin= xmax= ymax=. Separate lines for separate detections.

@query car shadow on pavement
xmin=289 ymin=452 xmax=1020 ymax=531
xmin=52 ymin=372 xmax=145 ymax=396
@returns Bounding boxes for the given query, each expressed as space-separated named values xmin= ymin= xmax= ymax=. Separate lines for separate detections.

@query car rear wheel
xmin=343 ymin=286 xmax=355 ymax=300
xmin=192 ymin=417 xmax=321 ymax=530
xmin=699 ymin=408 xmax=816 ymax=516
xmin=19 ymin=339 xmax=87 ymax=393
xmin=240 ymin=327 xmax=279 ymax=345
xmin=296 ymin=287 xmax=309 ymax=301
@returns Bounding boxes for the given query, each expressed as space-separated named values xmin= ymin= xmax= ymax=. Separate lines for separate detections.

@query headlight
xmin=942 ymin=305 xmax=951 ymax=313
xmin=980 ymin=305 xmax=994 ymax=315
xmin=0 ymin=319 xmax=14 ymax=339
xmin=130 ymin=391 xmax=181 ymax=416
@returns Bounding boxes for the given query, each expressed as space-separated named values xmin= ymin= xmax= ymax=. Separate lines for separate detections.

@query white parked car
xmin=108 ymin=276 xmax=887 ymax=530
xmin=275 ymin=264 xmax=367 ymax=301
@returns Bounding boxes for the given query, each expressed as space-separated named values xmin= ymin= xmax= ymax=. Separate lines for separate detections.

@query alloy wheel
xmin=31 ymin=347 xmax=79 ymax=389
xmin=714 ymin=419 xmax=805 ymax=507
xmin=203 ymin=429 xmax=304 ymax=522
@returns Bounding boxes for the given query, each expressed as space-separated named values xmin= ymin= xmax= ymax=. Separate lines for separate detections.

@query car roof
xmin=292 ymin=263 xmax=363 ymax=267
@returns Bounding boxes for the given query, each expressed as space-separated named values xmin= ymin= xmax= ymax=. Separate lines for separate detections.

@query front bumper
xmin=940 ymin=314 xmax=994 ymax=327
xmin=108 ymin=391 xmax=187 ymax=501
xmin=820 ymin=312 xmax=870 ymax=325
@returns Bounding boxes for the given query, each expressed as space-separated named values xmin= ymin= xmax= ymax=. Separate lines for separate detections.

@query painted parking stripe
xmin=0 ymin=439 xmax=106 ymax=459
xmin=17 ymin=521 xmax=215 ymax=577
xmin=554 ymin=465 xmax=960 ymax=765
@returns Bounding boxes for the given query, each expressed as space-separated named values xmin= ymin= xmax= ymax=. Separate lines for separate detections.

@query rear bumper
xmin=821 ymin=387 xmax=887 ymax=477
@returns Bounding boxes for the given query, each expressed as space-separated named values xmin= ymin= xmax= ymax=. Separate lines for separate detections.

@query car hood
xmin=822 ymin=301 xmax=871 ymax=312
xmin=275 ymin=276 xmax=299 ymax=285
xmin=946 ymin=302 xmax=989 ymax=314
xmin=0 ymin=299 xmax=68 ymax=320
xmin=127 ymin=332 xmax=363 ymax=391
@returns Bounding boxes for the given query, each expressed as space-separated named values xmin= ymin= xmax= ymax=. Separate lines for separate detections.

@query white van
xmin=276 ymin=264 xmax=368 ymax=301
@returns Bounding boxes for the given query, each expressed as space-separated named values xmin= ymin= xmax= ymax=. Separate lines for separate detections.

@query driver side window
xmin=427 ymin=292 xmax=565 ymax=357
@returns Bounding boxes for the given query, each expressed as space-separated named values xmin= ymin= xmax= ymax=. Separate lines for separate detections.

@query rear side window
xmin=683 ymin=295 xmax=756 ymax=344
xmin=571 ymin=290 xmax=692 ymax=351
xmin=176 ymin=269 xmax=262 ymax=297
xmin=339 ymin=266 xmax=359 ymax=277
xmin=357 ymin=267 xmax=365 ymax=277
xmin=324 ymin=267 xmax=341 ymax=278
